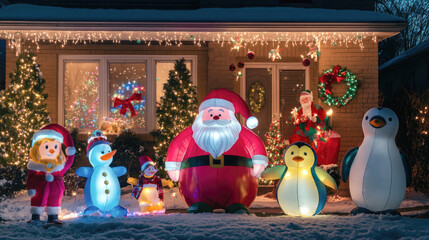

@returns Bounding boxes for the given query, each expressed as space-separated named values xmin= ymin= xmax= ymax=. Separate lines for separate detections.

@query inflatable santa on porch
xmin=289 ymin=90 xmax=326 ymax=145
xmin=165 ymin=89 xmax=268 ymax=214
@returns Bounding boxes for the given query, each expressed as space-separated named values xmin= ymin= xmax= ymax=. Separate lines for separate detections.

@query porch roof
xmin=379 ymin=39 xmax=429 ymax=72
xmin=0 ymin=4 xmax=405 ymax=34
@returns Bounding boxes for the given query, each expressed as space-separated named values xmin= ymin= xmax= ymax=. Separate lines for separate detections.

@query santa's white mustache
xmin=203 ymin=119 xmax=231 ymax=126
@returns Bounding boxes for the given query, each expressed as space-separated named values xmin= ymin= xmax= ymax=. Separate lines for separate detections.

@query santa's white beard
xmin=301 ymin=101 xmax=312 ymax=118
xmin=192 ymin=111 xmax=242 ymax=158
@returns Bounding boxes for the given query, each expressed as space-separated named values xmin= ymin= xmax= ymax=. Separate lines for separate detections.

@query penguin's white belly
xmin=277 ymin=169 xmax=319 ymax=216
xmin=90 ymin=166 xmax=121 ymax=211
xmin=349 ymin=139 xmax=406 ymax=211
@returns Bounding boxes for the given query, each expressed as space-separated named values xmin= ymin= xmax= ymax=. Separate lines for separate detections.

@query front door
xmin=242 ymin=63 xmax=309 ymax=141
xmin=245 ymin=67 xmax=272 ymax=140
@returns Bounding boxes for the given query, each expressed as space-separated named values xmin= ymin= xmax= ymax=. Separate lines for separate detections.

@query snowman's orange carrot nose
xmin=100 ymin=150 xmax=116 ymax=161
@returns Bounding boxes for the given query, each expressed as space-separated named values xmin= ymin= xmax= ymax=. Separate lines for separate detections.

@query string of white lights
xmin=0 ymin=30 xmax=378 ymax=54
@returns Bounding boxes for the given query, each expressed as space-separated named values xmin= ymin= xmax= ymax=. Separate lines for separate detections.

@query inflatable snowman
xmin=76 ymin=130 xmax=128 ymax=217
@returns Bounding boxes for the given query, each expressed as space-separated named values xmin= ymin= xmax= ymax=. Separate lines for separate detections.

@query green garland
xmin=318 ymin=65 xmax=359 ymax=107
xmin=249 ymin=81 xmax=265 ymax=113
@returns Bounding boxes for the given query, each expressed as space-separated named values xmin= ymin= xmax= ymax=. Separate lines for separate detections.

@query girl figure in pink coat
xmin=166 ymin=89 xmax=268 ymax=214
xmin=27 ymin=124 xmax=76 ymax=225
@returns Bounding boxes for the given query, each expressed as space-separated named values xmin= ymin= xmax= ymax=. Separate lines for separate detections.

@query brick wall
xmin=318 ymin=39 xmax=379 ymax=195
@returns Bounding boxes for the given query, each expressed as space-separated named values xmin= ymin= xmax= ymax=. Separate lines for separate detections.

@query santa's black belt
xmin=181 ymin=155 xmax=253 ymax=169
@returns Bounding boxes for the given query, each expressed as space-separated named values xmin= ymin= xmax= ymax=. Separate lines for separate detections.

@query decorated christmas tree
xmin=65 ymin=69 xmax=99 ymax=129
xmin=151 ymin=59 xmax=198 ymax=177
xmin=264 ymin=121 xmax=287 ymax=167
xmin=0 ymin=51 xmax=50 ymax=167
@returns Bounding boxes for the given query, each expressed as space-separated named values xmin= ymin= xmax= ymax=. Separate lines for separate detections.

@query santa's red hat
xmin=139 ymin=156 xmax=155 ymax=171
xmin=198 ymin=89 xmax=258 ymax=129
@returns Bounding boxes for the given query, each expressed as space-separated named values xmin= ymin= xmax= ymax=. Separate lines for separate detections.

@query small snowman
xmin=76 ymin=130 xmax=127 ymax=217
xmin=128 ymin=156 xmax=164 ymax=213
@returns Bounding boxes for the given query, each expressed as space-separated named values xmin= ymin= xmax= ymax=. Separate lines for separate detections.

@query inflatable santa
xmin=289 ymin=90 xmax=325 ymax=145
xmin=165 ymin=89 xmax=268 ymax=214
xmin=27 ymin=124 xmax=76 ymax=225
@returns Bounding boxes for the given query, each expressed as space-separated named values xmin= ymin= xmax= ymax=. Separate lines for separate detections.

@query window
xmin=64 ymin=62 xmax=100 ymax=129
xmin=59 ymin=55 xmax=197 ymax=133
xmin=109 ymin=62 xmax=147 ymax=130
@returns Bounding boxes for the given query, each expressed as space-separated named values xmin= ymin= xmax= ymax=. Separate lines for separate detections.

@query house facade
xmin=0 ymin=1 xmax=404 ymax=194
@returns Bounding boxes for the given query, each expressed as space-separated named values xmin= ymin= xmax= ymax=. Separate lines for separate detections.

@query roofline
xmin=0 ymin=21 xmax=406 ymax=33
xmin=379 ymin=42 xmax=429 ymax=71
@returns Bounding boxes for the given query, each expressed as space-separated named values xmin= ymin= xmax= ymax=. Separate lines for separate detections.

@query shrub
xmin=385 ymin=88 xmax=429 ymax=196
xmin=0 ymin=165 xmax=26 ymax=200
xmin=111 ymin=130 xmax=147 ymax=187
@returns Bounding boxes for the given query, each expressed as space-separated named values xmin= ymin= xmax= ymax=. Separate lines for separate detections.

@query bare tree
xmin=376 ymin=0 xmax=429 ymax=64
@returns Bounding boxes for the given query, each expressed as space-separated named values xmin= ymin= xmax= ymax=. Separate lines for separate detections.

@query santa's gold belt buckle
xmin=209 ymin=155 xmax=224 ymax=168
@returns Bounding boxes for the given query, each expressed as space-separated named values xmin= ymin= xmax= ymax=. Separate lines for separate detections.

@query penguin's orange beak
xmin=292 ymin=156 xmax=304 ymax=162
xmin=100 ymin=150 xmax=116 ymax=161
xmin=370 ymin=116 xmax=386 ymax=128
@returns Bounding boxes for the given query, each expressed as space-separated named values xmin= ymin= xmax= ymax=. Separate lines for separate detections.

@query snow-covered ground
xmin=1 ymin=187 xmax=428 ymax=239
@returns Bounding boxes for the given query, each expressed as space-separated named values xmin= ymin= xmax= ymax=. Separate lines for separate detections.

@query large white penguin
xmin=342 ymin=107 xmax=411 ymax=215
xmin=76 ymin=130 xmax=128 ymax=217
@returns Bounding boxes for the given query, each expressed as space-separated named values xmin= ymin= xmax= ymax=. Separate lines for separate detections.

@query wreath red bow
xmin=319 ymin=66 xmax=346 ymax=95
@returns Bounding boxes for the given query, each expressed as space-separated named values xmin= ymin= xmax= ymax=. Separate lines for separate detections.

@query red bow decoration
xmin=113 ymin=92 xmax=142 ymax=117
xmin=319 ymin=65 xmax=346 ymax=95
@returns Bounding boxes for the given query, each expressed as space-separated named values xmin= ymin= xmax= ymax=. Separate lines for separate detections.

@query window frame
xmin=58 ymin=55 xmax=198 ymax=133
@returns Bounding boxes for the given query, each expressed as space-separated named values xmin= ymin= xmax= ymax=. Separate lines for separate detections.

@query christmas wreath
xmin=318 ymin=65 xmax=359 ymax=107
xmin=249 ymin=81 xmax=265 ymax=113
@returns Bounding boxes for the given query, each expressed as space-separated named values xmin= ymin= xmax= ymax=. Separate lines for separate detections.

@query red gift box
xmin=315 ymin=130 xmax=341 ymax=166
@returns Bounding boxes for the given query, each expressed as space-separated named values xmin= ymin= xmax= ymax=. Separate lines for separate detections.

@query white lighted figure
xmin=76 ymin=130 xmax=128 ymax=217
xmin=262 ymin=142 xmax=337 ymax=216
xmin=342 ymin=107 xmax=411 ymax=215
xmin=27 ymin=124 xmax=76 ymax=226
xmin=128 ymin=156 xmax=164 ymax=213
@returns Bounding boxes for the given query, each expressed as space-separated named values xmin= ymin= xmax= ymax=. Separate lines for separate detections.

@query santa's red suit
xmin=26 ymin=124 xmax=75 ymax=216
xmin=166 ymin=89 xmax=268 ymax=211
xmin=289 ymin=102 xmax=325 ymax=145
xmin=167 ymin=126 xmax=267 ymax=209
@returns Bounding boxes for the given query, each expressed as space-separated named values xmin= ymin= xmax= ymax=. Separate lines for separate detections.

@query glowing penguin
xmin=342 ymin=107 xmax=411 ymax=215
xmin=262 ymin=142 xmax=337 ymax=216
xmin=76 ymin=130 xmax=128 ymax=217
